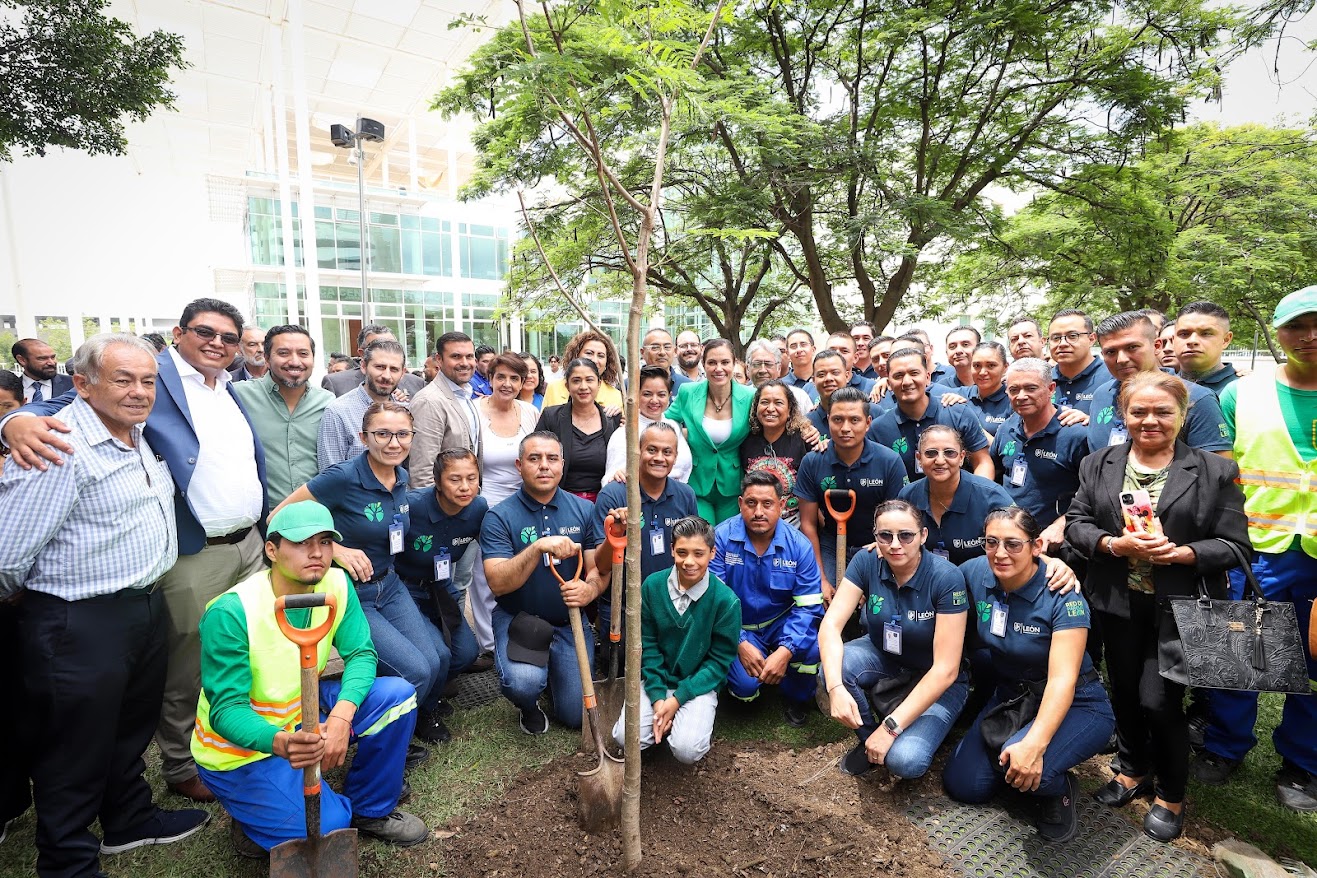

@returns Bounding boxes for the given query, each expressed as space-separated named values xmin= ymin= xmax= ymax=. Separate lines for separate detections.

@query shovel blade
xmin=269 ymin=828 xmax=360 ymax=878
xmin=577 ymin=760 xmax=624 ymax=833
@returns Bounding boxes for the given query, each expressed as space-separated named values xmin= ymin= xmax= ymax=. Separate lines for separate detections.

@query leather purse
xmin=1162 ymin=539 xmax=1311 ymax=695
xmin=865 ymin=670 xmax=918 ymax=721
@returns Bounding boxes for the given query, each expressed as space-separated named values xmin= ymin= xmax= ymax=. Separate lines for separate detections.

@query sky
xmin=1191 ymin=11 xmax=1317 ymax=125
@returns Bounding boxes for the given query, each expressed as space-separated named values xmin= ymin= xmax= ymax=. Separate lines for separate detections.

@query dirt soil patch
xmin=435 ymin=739 xmax=952 ymax=878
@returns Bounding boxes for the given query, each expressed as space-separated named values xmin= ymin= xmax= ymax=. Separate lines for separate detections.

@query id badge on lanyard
xmin=650 ymin=526 xmax=665 ymax=556
xmin=389 ymin=515 xmax=404 ymax=555
xmin=433 ymin=548 xmax=451 ymax=582
xmin=990 ymin=601 xmax=1008 ymax=638
xmin=1010 ymin=458 xmax=1028 ymax=488
xmin=883 ymin=619 xmax=903 ymax=655
xmin=1107 ymin=423 xmax=1130 ymax=446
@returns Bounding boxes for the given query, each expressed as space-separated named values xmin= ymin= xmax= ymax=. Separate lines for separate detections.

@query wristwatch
xmin=882 ymin=715 xmax=903 ymax=737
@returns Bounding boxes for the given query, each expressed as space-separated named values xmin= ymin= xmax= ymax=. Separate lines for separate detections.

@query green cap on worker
xmin=1273 ymin=285 xmax=1317 ymax=328
xmin=267 ymin=501 xmax=343 ymax=543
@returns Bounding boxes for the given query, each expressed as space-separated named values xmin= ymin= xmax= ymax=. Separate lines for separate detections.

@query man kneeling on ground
xmin=613 ymin=516 xmax=741 ymax=763
xmin=193 ymin=501 xmax=427 ymax=854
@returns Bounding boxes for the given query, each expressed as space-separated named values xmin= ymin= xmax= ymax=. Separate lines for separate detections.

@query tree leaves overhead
xmin=0 ymin=0 xmax=186 ymax=162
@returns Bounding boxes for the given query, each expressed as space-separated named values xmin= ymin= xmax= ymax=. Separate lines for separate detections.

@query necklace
xmin=710 ymin=391 xmax=730 ymax=414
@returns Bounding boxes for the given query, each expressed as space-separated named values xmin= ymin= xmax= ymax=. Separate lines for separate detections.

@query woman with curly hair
xmin=541 ymin=330 xmax=623 ymax=411
xmin=739 ymin=379 xmax=823 ymax=526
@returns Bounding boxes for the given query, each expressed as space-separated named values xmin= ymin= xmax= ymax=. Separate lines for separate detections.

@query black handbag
xmin=1162 ymin=539 xmax=1311 ymax=695
xmin=980 ymin=670 xmax=1101 ymax=754
xmin=865 ymin=670 xmax=918 ymax=720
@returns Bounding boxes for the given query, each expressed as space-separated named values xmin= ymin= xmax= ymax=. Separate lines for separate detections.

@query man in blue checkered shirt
xmin=0 ymin=334 xmax=209 ymax=878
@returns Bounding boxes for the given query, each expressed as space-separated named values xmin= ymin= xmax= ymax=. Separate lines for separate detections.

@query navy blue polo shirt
xmin=867 ymin=391 xmax=989 ymax=481
xmin=783 ymin=371 xmax=821 ymax=402
xmin=858 ymin=365 xmax=879 ymax=380
xmin=307 ymin=452 xmax=410 ymax=572
xmin=875 ymin=382 xmax=958 ymax=413
xmin=929 ymin=362 xmax=955 ymax=387
xmin=806 ymin=401 xmax=884 ymax=442
xmin=957 ymin=384 xmax=1012 ymax=435
xmin=898 ymin=472 xmax=1013 ymax=565
xmin=1051 ymin=358 xmax=1106 ymax=414
xmin=990 ymin=412 xmax=1088 ymax=523
xmin=843 ymin=548 xmax=969 ymax=674
xmin=1086 ymin=375 xmax=1231 ymax=453
xmin=480 ymin=487 xmax=599 ymax=626
xmin=1180 ymin=363 xmax=1241 ymax=398
xmin=961 ymin=556 xmax=1094 ymax=682
xmin=592 ymin=478 xmax=698 ymax=583
xmin=846 ymin=372 xmax=876 ymax=395
xmin=396 ymin=489 xmax=488 ymax=583
xmin=794 ymin=440 xmax=907 ymax=550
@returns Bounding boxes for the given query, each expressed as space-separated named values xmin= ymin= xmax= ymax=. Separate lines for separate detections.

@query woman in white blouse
xmin=601 ymin=364 xmax=692 ymax=487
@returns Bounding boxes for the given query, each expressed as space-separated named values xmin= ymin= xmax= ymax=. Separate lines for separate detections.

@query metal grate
xmin=450 ymin=668 xmax=502 ymax=710
xmin=206 ymin=174 xmax=247 ymax=223
xmin=906 ymin=794 xmax=1212 ymax=878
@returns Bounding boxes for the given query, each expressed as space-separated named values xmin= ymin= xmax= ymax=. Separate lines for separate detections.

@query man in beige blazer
xmin=410 ymin=331 xmax=484 ymax=489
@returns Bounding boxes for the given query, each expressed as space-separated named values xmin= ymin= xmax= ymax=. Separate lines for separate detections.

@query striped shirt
xmin=0 ymin=397 xmax=177 ymax=600
xmin=318 ymin=385 xmax=400 ymax=472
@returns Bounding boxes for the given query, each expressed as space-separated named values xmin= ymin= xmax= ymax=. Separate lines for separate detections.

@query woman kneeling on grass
xmin=820 ymin=500 xmax=970 ymax=779
xmin=944 ymin=507 xmax=1115 ymax=843
xmin=612 ymin=516 xmax=741 ymax=764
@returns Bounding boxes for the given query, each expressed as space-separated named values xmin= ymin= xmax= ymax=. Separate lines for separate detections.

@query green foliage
xmin=943 ymin=123 xmax=1317 ymax=333
xmin=0 ymin=0 xmax=186 ymax=162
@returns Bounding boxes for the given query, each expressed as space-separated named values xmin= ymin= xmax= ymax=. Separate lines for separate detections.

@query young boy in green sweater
xmin=611 ymin=516 xmax=741 ymax=764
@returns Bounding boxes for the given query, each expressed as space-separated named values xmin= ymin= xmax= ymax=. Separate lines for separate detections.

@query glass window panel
xmin=338 ymin=209 xmax=360 ymax=223
xmin=401 ymin=214 xmax=419 ymax=231
xmin=315 ymin=221 xmax=337 ymax=269
xmin=321 ymin=319 xmax=344 ymax=358
xmin=462 ymin=235 xmax=497 ymax=280
xmin=421 ymin=217 xmax=440 ymax=233
xmin=370 ymin=212 xmax=398 ymax=226
xmin=469 ymin=224 xmax=494 ymax=237
xmin=338 ymin=286 xmax=362 ymax=303
xmin=314 ymin=206 xmax=332 ymax=219
xmin=336 ymin=222 xmax=361 ymax=271
xmin=422 ymin=232 xmax=445 ymax=276
xmin=374 ymin=289 xmax=402 ymax=305
xmin=370 ymin=225 xmax=402 ymax=274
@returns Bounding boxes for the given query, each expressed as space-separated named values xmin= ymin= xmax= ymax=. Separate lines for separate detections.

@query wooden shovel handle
xmin=568 ymin=605 xmax=597 ymax=708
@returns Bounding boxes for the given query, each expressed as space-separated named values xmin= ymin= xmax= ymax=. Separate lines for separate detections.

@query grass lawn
xmin=0 ymin=689 xmax=1310 ymax=876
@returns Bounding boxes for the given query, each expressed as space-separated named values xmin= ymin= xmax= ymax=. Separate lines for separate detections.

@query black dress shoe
xmin=1093 ymin=776 xmax=1153 ymax=808
xmin=1143 ymin=803 xmax=1185 ymax=842
xmin=838 ymin=742 xmax=876 ymax=777
xmin=404 ymin=741 xmax=431 ymax=771
xmin=414 ymin=709 xmax=452 ymax=744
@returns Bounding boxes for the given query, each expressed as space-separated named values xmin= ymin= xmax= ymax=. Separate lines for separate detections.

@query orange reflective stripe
xmin=193 ymin=721 xmax=257 ymax=758
xmin=249 ymin=695 xmax=300 ymax=720
xmin=1237 ymin=470 xmax=1307 ymax=489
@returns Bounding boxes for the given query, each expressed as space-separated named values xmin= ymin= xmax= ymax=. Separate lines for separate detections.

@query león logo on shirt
xmin=519 ymin=526 xmax=538 ymax=545
xmin=363 ymin=502 xmax=384 ymax=522
xmin=975 ymin=600 xmax=992 ymax=622
xmin=413 ymin=534 xmax=433 ymax=552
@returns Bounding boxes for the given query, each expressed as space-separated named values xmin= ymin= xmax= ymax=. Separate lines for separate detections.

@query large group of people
xmin=1 ymin=286 xmax=1315 ymax=877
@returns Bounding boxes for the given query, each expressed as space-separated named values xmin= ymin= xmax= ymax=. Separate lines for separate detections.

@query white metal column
xmin=284 ymin=2 xmax=326 ymax=371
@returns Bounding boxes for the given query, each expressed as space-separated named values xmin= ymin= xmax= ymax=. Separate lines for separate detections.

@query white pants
xmin=612 ymin=688 xmax=718 ymax=765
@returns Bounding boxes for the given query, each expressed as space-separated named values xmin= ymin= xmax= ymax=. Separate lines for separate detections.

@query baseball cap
xmin=1273 ymin=286 xmax=1317 ymax=328
xmin=267 ymin=501 xmax=343 ymax=543
xmin=506 ymin=611 xmax=554 ymax=667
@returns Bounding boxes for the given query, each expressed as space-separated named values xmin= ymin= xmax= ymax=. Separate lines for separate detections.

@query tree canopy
xmin=0 ymin=0 xmax=185 ymax=162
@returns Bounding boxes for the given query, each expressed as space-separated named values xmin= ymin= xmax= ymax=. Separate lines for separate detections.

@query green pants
xmin=697 ymin=489 xmax=741 ymax=525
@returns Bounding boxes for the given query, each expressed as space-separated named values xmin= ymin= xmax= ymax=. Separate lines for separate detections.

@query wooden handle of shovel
xmin=274 ymin=592 xmax=338 ymax=837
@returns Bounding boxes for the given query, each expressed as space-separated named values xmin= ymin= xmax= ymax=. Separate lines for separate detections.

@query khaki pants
xmin=154 ymin=529 xmax=264 ymax=784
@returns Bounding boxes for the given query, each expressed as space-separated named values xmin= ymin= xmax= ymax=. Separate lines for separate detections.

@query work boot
xmin=1190 ymin=751 xmax=1241 ymax=786
xmin=229 ymin=821 xmax=267 ymax=860
xmin=414 ymin=708 xmax=452 ymax=744
xmin=351 ymin=809 xmax=427 ymax=847
xmin=1036 ymin=772 xmax=1079 ymax=843
xmin=1276 ymin=763 xmax=1317 ymax=812
xmin=404 ymin=741 xmax=431 ymax=772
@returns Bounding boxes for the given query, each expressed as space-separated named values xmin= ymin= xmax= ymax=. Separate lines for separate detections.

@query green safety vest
xmin=1232 ymin=373 xmax=1317 ymax=559
xmin=192 ymin=569 xmax=349 ymax=772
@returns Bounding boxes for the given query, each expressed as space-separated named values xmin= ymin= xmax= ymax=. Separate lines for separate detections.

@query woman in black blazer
xmin=533 ymin=358 xmax=620 ymax=501
xmin=1066 ymin=371 xmax=1248 ymax=842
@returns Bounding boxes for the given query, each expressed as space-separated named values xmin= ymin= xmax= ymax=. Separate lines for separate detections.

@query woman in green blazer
xmin=665 ymin=339 xmax=756 ymax=523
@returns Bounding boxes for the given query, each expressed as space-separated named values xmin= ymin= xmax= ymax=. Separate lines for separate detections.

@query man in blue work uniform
xmin=1086 ymin=312 xmax=1231 ymax=454
xmin=806 ymin=353 xmax=882 ymax=440
xmin=480 ymin=432 xmax=605 ymax=735
xmin=796 ymin=387 xmax=908 ymax=600
xmin=710 ymin=471 xmax=825 ymax=727
xmin=395 ymin=448 xmax=486 ymax=742
xmin=990 ymin=359 xmax=1089 ymax=552
xmin=593 ymin=422 xmax=698 ymax=644
xmin=1047 ymin=309 xmax=1106 ymax=414
xmin=868 ymin=347 xmax=993 ymax=481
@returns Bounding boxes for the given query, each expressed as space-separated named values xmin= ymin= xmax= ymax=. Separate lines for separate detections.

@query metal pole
xmin=357 ymin=137 xmax=370 ymax=323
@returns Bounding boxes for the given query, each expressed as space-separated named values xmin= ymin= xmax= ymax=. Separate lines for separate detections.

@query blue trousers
xmin=492 ymin=606 xmax=593 ymax=729
xmin=1202 ymin=550 xmax=1317 ymax=775
xmin=403 ymin=578 xmax=479 ymax=696
xmin=840 ymin=637 xmax=970 ymax=779
xmin=727 ymin=615 xmax=820 ymax=705
xmin=356 ymin=571 xmax=445 ymax=710
xmin=199 ymin=676 xmax=416 ymax=851
xmin=943 ymin=678 xmax=1115 ymax=802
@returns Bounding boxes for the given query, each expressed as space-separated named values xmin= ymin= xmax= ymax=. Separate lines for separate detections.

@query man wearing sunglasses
xmin=317 ymin=339 xmax=409 ymax=471
xmin=1 ymin=298 xmax=269 ymax=804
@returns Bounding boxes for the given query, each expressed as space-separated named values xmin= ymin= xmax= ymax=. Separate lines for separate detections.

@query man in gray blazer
xmin=321 ymin=323 xmax=425 ymax=399
xmin=409 ymin=331 xmax=483 ymax=489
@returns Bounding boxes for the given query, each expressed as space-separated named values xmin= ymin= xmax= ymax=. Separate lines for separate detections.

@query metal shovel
xmin=581 ymin=514 xmax=626 ymax=755
xmin=270 ymin=592 xmax=360 ymax=878
xmin=553 ymin=548 xmax=623 ymax=832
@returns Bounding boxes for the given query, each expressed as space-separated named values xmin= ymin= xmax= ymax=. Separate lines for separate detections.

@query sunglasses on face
xmin=983 ymin=536 xmax=1028 ymax=554
xmin=876 ymin=530 xmax=919 ymax=546
xmin=920 ymin=448 xmax=960 ymax=460
xmin=184 ymin=325 xmax=241 ymax=346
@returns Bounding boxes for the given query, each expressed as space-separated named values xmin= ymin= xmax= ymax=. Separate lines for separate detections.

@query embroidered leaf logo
xmin=868 ymin=594 xmax=884 ymax=615
xmin=363 ymin=502 xmax=384 ymax=522
xmin=976 ymin=600 xmax=992 ymax=622
xmin=1096 ymin=406 xmax=1114 ymax=425
xmin=893 ymin=437 xmax=908 ymax=454
xmin=413 ymin=534 xmax=433 ymax=552
xmin=1002 ymin=440 xmax=1017 ymax=457
xmin=820 ymin=475 xmax=837 ymax=491
xmin=519 ymin=526 xmax=538 ymax=545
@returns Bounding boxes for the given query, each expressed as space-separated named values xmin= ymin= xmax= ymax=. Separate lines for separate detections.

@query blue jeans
xmin=198 ymin=676 xmax=416 ymax=850
xmin=840 ymin=637 xmax=970 ymax=779
xmin=403 ymin=578 xmax=479 ymax=688
xmin=355 ymin=571 xmax=445 ymax=710
xmin=943 ymin=678 xmax=1115 ymax=802
xmin=727 ymin=615 xmax=820 ymax=705
xmin=492 ymin=606 xmax=593 ymax=728
xmin=1203 ymin=550 xmax=1317 ymax=774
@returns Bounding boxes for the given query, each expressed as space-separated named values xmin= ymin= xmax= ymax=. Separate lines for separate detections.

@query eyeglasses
xmin=749 ymin=360 xmax=777 ymax=369
xmin=920 ymin=448 xmax=961 ymax=460
xmin=183 ymin=325 xmax=241 ymax=346
xmin=645 ymin=343 xmax=674 ymax=352
xmin=983 ymin=536 xmax=1028 ymax=554
xmin=367 ymin=429 xmax=416 ymax=443
xmin=876 ymin=530 xmax=919 ymax=546
xmin=1047 ymin=331 xmax=1089 ymax=345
